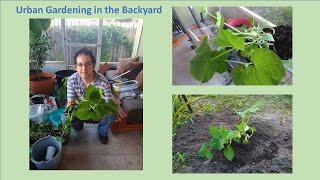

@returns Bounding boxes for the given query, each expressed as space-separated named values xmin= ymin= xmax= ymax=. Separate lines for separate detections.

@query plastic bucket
xmin=30 ymin=136 xmax=62 ymax=169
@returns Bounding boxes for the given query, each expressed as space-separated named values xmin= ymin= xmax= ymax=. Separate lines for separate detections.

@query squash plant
xmin=73 ymin=84 xmax=118 ymax=121
xmin=198 ymin=101 xmax=264 ymax=161
xmin=190 ymin=11 xmax=286 ymax=85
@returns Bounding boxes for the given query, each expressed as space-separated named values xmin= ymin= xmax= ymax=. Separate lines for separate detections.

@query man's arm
xmin=67 ymin=77 xmax=77 ymax=107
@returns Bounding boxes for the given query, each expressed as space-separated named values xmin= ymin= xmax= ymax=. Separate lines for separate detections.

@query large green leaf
xmin=73 ymin=85 xmax=118 ymax=121
xmin=240 ymin=44 xmax=258 ymax=58
xmin=214 ymin=29 xmax=245 ymax=50
xmin=190 ymin=36 xmax=228 ymax=83
xmin=209 ymin=125 xmax=220 ymax=138
xmin=231 ymin=48 xmax=285 ymax=85
xmin=210 ymin=138 xmax=225 ymax=150
xmin=198 ymin=144 xmax=214 ymax=160
xmin=223 ymin=146 xmax=235 ymax=161
xmin=73 ymin=101 xmax=92 ymax=120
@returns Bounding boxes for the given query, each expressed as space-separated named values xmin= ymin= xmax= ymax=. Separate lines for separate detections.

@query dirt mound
xmin=173 ymin=110 xmax=292 ymax=173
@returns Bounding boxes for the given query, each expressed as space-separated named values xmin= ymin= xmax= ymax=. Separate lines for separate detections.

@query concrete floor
xmin=172 ymin=36 xmax=230 ymax=86
xmin=58 ymin=123 xmax=143 ymax=170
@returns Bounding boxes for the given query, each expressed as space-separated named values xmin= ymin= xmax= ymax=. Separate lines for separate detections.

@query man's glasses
xmin=76 ymin=62 xmax=92 ymax=68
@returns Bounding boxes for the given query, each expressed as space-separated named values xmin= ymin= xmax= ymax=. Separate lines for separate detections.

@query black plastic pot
xmin=264 ymin=25 xmax=292 ymax=60
xmin=55 ymin=70 xmax=76 ymax=88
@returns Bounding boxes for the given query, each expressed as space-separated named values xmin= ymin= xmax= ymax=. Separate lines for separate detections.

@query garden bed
xmin=173 ymin=96 xmax=292 ymax=173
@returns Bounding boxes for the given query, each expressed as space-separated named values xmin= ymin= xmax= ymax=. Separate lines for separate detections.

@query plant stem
xmin=211 ymin=48 xmax=234 ymax=61
xmin=244 ymin=42 xmax=254 ymax=45
xmin=226 ymin=60 xmax=253 ymax=66
xmin=206 ymin=11 xmax=242 ymax=33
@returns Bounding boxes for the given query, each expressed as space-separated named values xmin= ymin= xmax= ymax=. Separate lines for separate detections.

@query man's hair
xmin=74 ymin=48 xmax=96 ymax=65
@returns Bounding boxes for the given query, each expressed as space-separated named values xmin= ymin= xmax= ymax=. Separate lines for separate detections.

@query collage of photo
xmin=27 ymin=6 xmax=292 ymax=173
xmin=172 ymin=6 xmax=292 ymax=173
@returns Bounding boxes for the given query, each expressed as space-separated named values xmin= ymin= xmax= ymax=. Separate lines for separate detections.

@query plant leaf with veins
xmin=224 ymin=146 xmax=235 ymax=161
xmin=231 ymin=48 xmax=285 ymax=85
xmin=214 ymin=29 xmax=245 ymax=50
xmin=190 ymin=36 xmax=228 ymax=83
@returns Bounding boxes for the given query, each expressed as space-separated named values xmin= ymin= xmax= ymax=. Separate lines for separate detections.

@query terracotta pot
xmin=30 ymin=72 xmax=56 ymax=95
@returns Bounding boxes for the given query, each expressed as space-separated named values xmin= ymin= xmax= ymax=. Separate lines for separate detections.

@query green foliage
xmin=190 ymin=11 xmax=286 ymax=85
xmin=232 ymin=48 xmax=285 ymax=85
xmin=29 ymin=19 xmax=53 ymax=72
xmin=56 ymin=77 xmax=68 ymax=107
xmin=29 ymin=122 xmax=51 ymax=144
xmin=172 ymin=95 xmax=194 ymax=135
xmin=198 ymin=101 xmax=264 ymax=161
xmin=30 ymin=19 xmax=52 ymax=38
xmin=199 ymin=143 xmax=214 ymax=160
xmin=190 ymin=36 xmax=228 ymax=83
xmin=29 ymin=33 xmax=53 ymax=71
xmin=202 ymin=103 xmax=214 ymax=113
xmin=66 ymin=25 xmax=134 ymax=62
xmin=73 ymin=85 xmax=118 ymax=121
xmin=173 ymin=152 xmax=188 ymax=172
xmin=248 ymin=7 xmax=292 ymax=26
xmin=214 ymin=29 xmax=245 ymax=50
xmin=56 ymin=106 xmax=74 ymax=143
xmin=236 ymin=100 xmax=264 ymax=119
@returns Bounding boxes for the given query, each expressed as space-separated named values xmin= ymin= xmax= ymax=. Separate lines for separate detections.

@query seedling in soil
xmin=198 ymin=101 xmax=263 ymax=161
xmin=173 ymin=151 xmax=188 ymax=172
xmin=190 ymin=10 xmax=286 ymax=85
xmin=203 ymin=103 xmax=215 ymax=113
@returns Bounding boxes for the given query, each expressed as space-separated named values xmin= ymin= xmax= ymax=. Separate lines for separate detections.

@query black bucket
xmin=55 ymin=70 xmax=76 ymax=88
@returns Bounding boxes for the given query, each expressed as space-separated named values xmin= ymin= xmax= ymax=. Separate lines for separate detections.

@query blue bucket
xmin=48 ymin=108 xmax=66 ymax=128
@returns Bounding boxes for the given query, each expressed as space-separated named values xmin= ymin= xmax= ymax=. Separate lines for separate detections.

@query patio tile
xmin=124 ymin=155 xmax=143 ymax=170
xmin=57 ymin=126 xmax=142 ymax=170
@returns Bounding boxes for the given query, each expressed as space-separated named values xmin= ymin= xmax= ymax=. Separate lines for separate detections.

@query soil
xmin=264 ymin=25 xmax=292 ymax=60
xmin=173 ymin=107 xmax=292 ymax=173
xmin=30 ymin=96 xmax=45 ymax=104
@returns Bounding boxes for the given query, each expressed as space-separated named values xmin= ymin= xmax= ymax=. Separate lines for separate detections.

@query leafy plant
xmin=173 ymin=151 xmax=188 ymax=172
xmin=203 ymin=103 xmax=215 ymax=113
xmin=73 ymin=85 xmax=118 ymax=121
xmin=190 ymin=11 xmax=286 ymax=85
xmin=29 ymin=122 xmax=52 ymax=144
xmin=29 ymin=19 xmax=53 ymax=73
xmin=55 ymin=106 xmax=73 ymax=143
xmin=172 ymin=95 xmax=194 ymax=135
xmin=66 ymin=25 xmax=134 ymax=62
xmin=56 ymin=77 xmax=68 ymax=107
xmin=198 ymin=101 xmax=264 ymax=161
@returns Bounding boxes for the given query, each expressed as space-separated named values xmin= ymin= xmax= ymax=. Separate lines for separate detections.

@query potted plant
xmin=190 ymin=10 xmax=292 ymax=85
xmin=29 ymin=18 xmax=56 ymax=95
xmin=29 ymin=122 xmax=52 ymax=145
